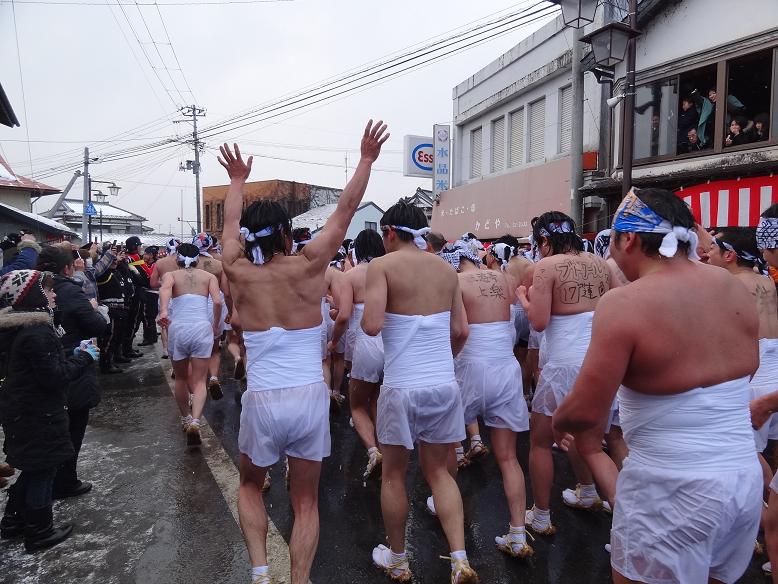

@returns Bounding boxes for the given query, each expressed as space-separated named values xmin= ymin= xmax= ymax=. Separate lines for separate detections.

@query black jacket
xmin=53 ymin=274 xmax=110 ymax=411
xmin=0 ymin=308 xmax=94 ymax=472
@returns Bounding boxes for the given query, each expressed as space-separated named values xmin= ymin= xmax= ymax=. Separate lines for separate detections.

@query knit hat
xmin=0 ymin=270 xmax=50 ymax=311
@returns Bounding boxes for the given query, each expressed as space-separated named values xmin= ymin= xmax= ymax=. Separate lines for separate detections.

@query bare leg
xmin=209 ymin=339 xmax=221 ymax=380
xmin=575 ymin=428 xmax=619 ymax=508
xmin=161 ymin=327 xmax=169 ymax=357
xmin=350 ymin=379 xmax=379 ymax=451
xmin=322 ymin=356 xmax=332 ymax=390
xmin=226 ymin=330 xmax=241 ymax=363
xmin=172 ymin=358 xmax=192 ymax=416
xmin=766 ymin=489 xmax=778 ymax=584
xmin=566 ymin=440 xmax=595 ymax=485
xmin=419 ymin=441 xmax=465 ymax=552
xmin=188 ymin=357 xmax=210 ymax=420
xmin=287 ymin=456 xmax=322 ymax=584
xmin=528 ymin=413 xmax=554 ymax=510
xmin=379 ymin=444 xmax=410 ymax=552
xmin=465 ymin=422 xmax=479 ymax=441
xmin=491 ymin=428 xmax=525 ymax=527
xmin=760 ymin=453 xmax=773 ymax=493
xmin=605 ymin=425 xmax=628 ymax=470
xmin=238 ymin=454 xmax=269 ymax=567
xmin=332 ymin=352 xmax=345 ymax=394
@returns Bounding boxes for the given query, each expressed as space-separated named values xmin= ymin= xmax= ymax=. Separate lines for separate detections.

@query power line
xmin=10 ymin=0 xmax=34 ymax=178
xmin=0 ymin=0 xmax=293 ymax=4
xmin=154 ymin=2 xmax=196 ymax=101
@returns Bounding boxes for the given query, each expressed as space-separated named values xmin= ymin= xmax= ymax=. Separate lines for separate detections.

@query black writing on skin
xmin=555 ymin=259 xmax=609 ymax=304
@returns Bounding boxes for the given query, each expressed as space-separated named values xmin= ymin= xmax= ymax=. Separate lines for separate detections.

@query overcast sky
xmin=0 ymin=0 xmax=557 ymax=237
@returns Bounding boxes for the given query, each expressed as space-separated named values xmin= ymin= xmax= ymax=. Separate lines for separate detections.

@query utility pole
xmin=176 ymin=105 xmax=206 ymax=233
xmin=570 ymin=26 xmax=584 ymax=232
xmin=81 ymin=147 xmax=89 ymax=242
xmin=621 ymin=0 xmax=638 ymax=198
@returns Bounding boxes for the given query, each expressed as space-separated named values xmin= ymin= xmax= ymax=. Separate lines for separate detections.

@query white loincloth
xmin=531 ymin=312 xmax=593 ymax=416
xmin=455 ymin=321 xmax=528 ymax=432
xmin=238 ymin=324 xmax=329 ymax=466
xmin=377 ymin=311 xmax=464 ymax=449
xmin=350 ymin=303 xmax=384 ymax=383
xmin=344 ymin=309 xmax=357 ymax=362
xmin=207 ymin=290 xmax=230 ymax=334
xmin=167 ymin=294 xmax=213 ymax=361
xmin=611 ymin=378 xmax=762 ymax=583
xmin=750 ymin=337 xmax=778 ymax=452
xmin=320 ymin=298 xmax=330 ymax=360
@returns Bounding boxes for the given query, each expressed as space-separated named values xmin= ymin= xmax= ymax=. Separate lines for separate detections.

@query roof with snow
xmin=0 ymin=202 xmax=77 ymax=236
xmin=0 ymin=154 xmax=59 ymax=194
xmin=51 ymin=197 xmax=147 ymax=221
xmin=95 ymin=232 xmax=179 ymax=246
xmin=292 ymin=203 xmax=338 ymax=234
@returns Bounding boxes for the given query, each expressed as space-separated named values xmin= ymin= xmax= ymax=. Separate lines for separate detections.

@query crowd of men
xmin=3 ymin=119 xmax=778 ymax=584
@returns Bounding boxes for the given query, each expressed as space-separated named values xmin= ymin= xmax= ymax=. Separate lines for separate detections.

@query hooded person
xmin=36 ymin=247 xmax=110 ymax=499
xmin=0 ymin=270 xmax=98 ymax=552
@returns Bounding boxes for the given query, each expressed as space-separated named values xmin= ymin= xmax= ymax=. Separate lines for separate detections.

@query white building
xmin=292 ymin=201 xmax=384 ymax=240
xmin=433 ymin=11 xmax=608 ymax=239
xmin=584 ymin=0 xmax=778 ymax=228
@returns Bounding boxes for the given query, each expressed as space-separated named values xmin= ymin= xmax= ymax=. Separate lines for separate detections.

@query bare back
xmin=150 ymin=254 xmax=178 ymax=289
xmin=458 ymin=267 xmax=514 ymax=324
xmin=505 ymin=256 xmax=532 ymax=286
xmin=168 ymin=267 xmax=218 ymax=299
xmin=344 ymin=263 xmax=369 ymax=304
xmin=197 ymin=255 xmax=224 ymax=282
xmin=225 ymin=255 xmax=327 ymax=331
xmin=376 ymin=249 xmax=458 ymax=315
xmin=534 ymin=252 xmax=612 ymax=315
xmin=734 ymin=270 xmax=778 ymax=339
xmin=615 ymin=262 xmax=758 ymax=394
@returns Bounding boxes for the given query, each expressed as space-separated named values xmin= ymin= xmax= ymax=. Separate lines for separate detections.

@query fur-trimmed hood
xmin=0 ymin=306 xmax=52 ymax=330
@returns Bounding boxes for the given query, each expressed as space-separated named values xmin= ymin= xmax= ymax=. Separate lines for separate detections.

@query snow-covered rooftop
xmin=0 ymin=202 xmax=78 ymax=236
xmin=292 ymin=203 xmax=338 ymax=234
xmin=55 ymin=197 xmax=145 ymax=220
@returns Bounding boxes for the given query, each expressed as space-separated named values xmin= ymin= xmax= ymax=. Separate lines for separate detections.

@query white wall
xmin=451 ymin=15 xmax=603 ymax=187
xmin=346 ymin=204 xmax=383 ymax=240
xmin=0 ymin=189 xmax=32 ymax=212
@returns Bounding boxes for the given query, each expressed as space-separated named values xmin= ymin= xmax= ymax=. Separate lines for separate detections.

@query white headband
xmin=391 ymin=225 xmax=431 ymax=250
xmin=178 ymin=252 xmax=198 ymax=268
xmin=240 ymin=225 xmax=278 ymax=265
xmin=490 ymin=243 xmax=515 ymax=270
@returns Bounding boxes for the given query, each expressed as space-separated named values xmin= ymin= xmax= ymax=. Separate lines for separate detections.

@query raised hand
xmin=218 ymin=143 xmax=253 ymax=182
xmin=360 ymin=120 xmax=390 ymax=163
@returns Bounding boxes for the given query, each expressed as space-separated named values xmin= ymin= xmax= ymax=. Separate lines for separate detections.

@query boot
xmin=23 ymin=505 xmax=73 ymax=553
xmin=125 ymin=349 xmax=143 ymax=359
xmin=113 ymin=354 xmax=132 ymax=364
xmin=1 ymin=490 xmax=24 ymax=539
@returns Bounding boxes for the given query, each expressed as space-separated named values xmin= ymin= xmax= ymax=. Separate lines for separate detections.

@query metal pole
xmin=99 ymin=210 xmax=103 ymax=242
xmin=621 ymin=0 xmax=638 ymax=198
xmin=570 ymin=26 xmax=584 ymax=232
xmin=193 ymin=107 xmax=202 ymax=233
xmin=81 ymin=148 xmax=89 ymax=242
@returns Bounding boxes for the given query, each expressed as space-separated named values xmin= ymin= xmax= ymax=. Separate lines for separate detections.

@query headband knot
xmin=240 ymin=225 xmax=281 ymax=265
xmin=391 ymin=225 xmax=431 ymax=250
xmin=178 ymin=252 xmax=198 ymax=268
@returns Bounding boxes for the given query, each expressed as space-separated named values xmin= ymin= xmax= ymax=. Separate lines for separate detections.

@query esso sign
xmin=412 ymin=143 xmax=434 ymax=172
xmin=403 ymin=134 xmax=434 ymax=178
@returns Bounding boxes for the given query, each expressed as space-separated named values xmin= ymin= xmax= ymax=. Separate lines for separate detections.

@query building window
xmin=628 ymin=45 xmax=776 ymax=164
xmin=365 ymin=221 xmax=377 ymax=231
xmin=528 ymin=98 xmax=546 ymax=162
xmin=216 ymin=202 xmax=223 ymax=230
xmin=470 ymin=127 xmax=483 ymax=178
xmin=559 ymin=85 xmax=573 ymax=153
xmin=204 ymin=203 xmax=211 ymax=231
xmin=491 ymin=117 xmax=506 ymax=173
xmin=509 ymin=108 xmax=524 ymax=167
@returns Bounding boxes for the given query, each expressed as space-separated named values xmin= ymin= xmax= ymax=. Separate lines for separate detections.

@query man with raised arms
xmin=219 ymin=120 xmax=388 ymax=584
xmin=330 ymin=229 xmax=386 ymax=478
xmin=363 ymin=200 xmax=477 ymax=584
xmin=157 ymin=243 xmax=222 ymax=447
xmin=554 ymin=188 xmax=762 ymax=584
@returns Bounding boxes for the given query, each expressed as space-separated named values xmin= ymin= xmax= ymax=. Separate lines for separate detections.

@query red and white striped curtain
xmin=678 ymin=175 xmax=778 ymax=228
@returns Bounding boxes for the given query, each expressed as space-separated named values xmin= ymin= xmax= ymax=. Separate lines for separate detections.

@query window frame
xmin=365 ymin=221 xmax=377 ymax=231
xmin=470 ymin=126 xmax=483 ymax=179
xmin=204 ymin=203 xmax=211 ymax=231
xmin=528 ymin=97 xmax=546 ymax=163
xmin=509 ymin=107 xmax=525 ymax=168
xmin=616 ymin=40 xmax=778 ymax=168
xmin=558 ymin=84 xmax=573 ymax=154
xmin=490 ymin=115 xmax=507 ymax=173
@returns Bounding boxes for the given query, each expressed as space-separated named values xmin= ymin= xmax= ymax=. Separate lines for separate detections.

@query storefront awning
xmin=677 ymin=175 xmax=778 ymax=228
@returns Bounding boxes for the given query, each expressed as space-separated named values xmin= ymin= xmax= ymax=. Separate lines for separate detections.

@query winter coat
xmin=53 ymin=274 xmax=110 ymax=411
xmin=73 ymin=250 xmax=115 ymax=301
xmin=0 ymin=308 xmax=94 ymax=472
xmin=0 ymin=241 xmax=41 ymax=276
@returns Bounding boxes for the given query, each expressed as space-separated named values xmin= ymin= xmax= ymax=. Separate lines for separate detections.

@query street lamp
xmin=549 ymin=0 xmax=598 ymax=29
xmin=579 ymin=21 xmax=640 ymax=67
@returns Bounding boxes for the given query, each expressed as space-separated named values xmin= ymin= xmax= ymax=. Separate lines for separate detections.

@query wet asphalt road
xmin=0 ymin=342 xmax=770 ymax=583
xmin=204 ymin=352 xmax=770 ymax=584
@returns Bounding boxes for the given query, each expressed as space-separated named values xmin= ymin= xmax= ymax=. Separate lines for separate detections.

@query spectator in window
xmin=725 ymin=116 xmax=752 ymax=147
xmin=677 ymin=96 xmax=700 ymax=152
xmin=681 ymin=128 xmax=706 ymax=153
xmin=752 ymin=113 xmax=770 ymax=142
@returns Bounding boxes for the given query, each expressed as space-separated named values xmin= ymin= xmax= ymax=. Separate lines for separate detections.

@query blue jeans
xmin=7 ymin=467 xmax=57 ymax=511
